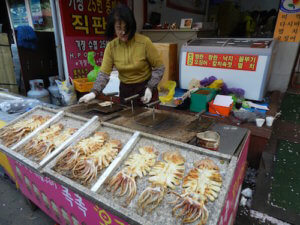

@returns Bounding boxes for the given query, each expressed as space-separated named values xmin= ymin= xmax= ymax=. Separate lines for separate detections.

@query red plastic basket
xmin=209 ymin=100 xmax=233 ymax=117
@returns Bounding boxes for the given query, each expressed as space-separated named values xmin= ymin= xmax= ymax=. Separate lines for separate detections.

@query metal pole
xmin=50 ymin=0 xmax=64 ymax=81
xmin=54 ymin=0 xmax=69 ymax=83
xmin=24 ymin=0 xmax=34 ymax=27
xmin=205 ymin=0 xmax=210 ymax=22
xmin=5 ymin=0 xmax=17 ymax=44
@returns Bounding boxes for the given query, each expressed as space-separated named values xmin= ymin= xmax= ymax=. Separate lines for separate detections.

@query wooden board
xmin=110 ymin=109 xmax=197 ymax=143
xmin=0 ymin=34 xmax=18 ymax=93
xmin=153 ymin=43 xmax=178 ymax=85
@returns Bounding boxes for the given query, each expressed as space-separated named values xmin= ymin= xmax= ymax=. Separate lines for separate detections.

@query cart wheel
xmin=23 ymin=195 xmax=38 ymax=211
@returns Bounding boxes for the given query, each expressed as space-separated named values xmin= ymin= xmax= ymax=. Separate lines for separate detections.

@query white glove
xmin=78 ymin=92 xmax=96 ymax=103
xmin=141 ymin=88 xmax=152 ymax=104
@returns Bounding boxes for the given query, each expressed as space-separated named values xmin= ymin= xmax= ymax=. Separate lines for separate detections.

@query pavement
xmin=0 ymin=172 xmax=54 ymax=225
xmin=234 ymin=90 xmax=300 ymax=225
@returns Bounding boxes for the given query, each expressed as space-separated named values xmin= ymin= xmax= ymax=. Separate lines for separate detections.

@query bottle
xmin=27 ymin=79 xmax=50 ymax=103
xmin=48 ymin=76 xmax=61 ymax=106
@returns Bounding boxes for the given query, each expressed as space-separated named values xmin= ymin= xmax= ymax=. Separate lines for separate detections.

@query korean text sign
xmin=59 ymin=0 xmax=125 ymax=79
xmin=273 ymin=0 xmax=300 ymax=42
xmin=8 ymin=157 xmax=128 ymax=225
xmin=186 ymin=52 xmax=258 ymax=71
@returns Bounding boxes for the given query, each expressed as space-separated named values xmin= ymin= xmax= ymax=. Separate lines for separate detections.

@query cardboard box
xmin=153 ymin=43 xmax=178 ymax=85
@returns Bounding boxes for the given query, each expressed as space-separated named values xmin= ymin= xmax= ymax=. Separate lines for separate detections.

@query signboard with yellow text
xmin=274 ymin=0 xmax=300 ymax=42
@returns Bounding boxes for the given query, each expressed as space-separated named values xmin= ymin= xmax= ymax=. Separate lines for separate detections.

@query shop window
xmin=30 ymin=0 xmax=53 ymax=31
xmin=8 ymin=0 xmax=53 ymax=31
xmin=8 ymin=0 xmax=29 ymax=28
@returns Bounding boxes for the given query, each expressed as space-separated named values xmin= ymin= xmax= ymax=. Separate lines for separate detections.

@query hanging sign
xmin=186 ymin=52 xmax=258 ymax=71
xmin=59 ymin=0 xmax=126 ymax=79
xmin=273 ymin=0 xmax=300 ymax=42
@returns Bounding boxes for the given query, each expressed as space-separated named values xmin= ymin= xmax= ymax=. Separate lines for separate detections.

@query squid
xmin=0 ymin=115 xmax=49 ymax=147
xmin=170 ymin=158 xmax=222 ymax=225
xmin=55 ymin=132 xmax=108 ymax=172
xmin=137 ymin=151 xmax=185 ymax=214
xmin=72 ymin=140 xmax=122 ymax=185
xmin=107 ymin=146 xmax=158 ymax=206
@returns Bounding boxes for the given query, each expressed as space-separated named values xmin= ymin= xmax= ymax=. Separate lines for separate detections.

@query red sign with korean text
xmin=186 ymin=52 xmax=258 ymax=71
xmin=59 ymin=0 xmax=126 ymax=79
xmin=8 ymin=157 xmax=129 ymax=225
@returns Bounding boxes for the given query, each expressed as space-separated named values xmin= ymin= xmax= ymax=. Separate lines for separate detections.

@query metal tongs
xmin=119 ymin=94 xmax=148 ymax=117
xmin=124 ymin=94 xmax=140 ymax=113
xmin=134 ymin=100 xmax=168 ymax=127
xmin=146 ymin=100 xmax=161 ymax=120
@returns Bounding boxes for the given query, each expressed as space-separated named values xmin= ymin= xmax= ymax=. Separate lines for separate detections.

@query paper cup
xmin=255 ymin=118 xmax=265 ymax=127
xmin=266 ymin=116 xmax=275 ymax=127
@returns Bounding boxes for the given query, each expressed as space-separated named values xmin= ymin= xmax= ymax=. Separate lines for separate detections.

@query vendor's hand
xmin=141 ymin=88 xmax=152 ymax=104
xmin=78 ymin=92 xmax=96 ymax=103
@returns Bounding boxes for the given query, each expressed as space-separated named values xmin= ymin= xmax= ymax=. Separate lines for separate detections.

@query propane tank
xmin=27 ymin=79 xmax=50 ymax=103
xmin=48 ymin=76 xmax=61 ymax=106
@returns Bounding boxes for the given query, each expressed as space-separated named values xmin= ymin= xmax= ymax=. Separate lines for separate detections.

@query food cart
xmin=0 ymin=106 xmax=250 ymax=225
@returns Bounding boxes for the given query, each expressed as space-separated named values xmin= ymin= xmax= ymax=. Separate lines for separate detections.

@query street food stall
xmin=0 ymin=1 xmax=272 ymax=224
xmin=0 ymin=104 xmax=250 ymax=225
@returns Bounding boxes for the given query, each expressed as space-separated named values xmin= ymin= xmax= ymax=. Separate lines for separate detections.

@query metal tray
xmin=67 ymin=131 xmax=237 ymax=225
xmin=42 ymin=122 xmax=136 ymax=196
xmin=0 ymin=106 xmax=57 ymax=149
xmin=0 ymin=107 xmax=98 ymax=171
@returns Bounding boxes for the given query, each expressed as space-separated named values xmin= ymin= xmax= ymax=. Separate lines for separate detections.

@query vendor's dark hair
xmin=106 ymin=4 xmax=136 ymax=40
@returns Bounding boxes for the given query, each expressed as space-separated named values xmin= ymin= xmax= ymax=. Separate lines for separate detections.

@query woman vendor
xmin=79 ymin=4 xmax=165 ymax=104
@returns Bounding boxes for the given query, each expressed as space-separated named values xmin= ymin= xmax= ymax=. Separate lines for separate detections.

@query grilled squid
xmin=137 ymin=151 xmax=185 ymax=214
xmin=107 ymin=146 xmax=158 ymax=206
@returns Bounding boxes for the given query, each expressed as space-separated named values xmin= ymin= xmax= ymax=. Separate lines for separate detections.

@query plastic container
xmin=158 ymin=81 xmax=176 ymax=104
xmin=73 ymin=78 xmax=94 ymax=92
xmin=48 ymin=76 xmax=61 ymax=106
xmin=209 ymin=100 xmax=233 ymax=117
xmin=190 ymin=88 xmax=217 ymax=112
xmin=255 ymin=118 xmax=265 ymax=127
xmin=266 ymin=116 xmax=274 ymax=126
xmin=27 ymin=79 xmax=50 ymax=103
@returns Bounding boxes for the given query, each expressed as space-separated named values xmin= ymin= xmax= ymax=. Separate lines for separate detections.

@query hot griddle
xmin=185 ymin=110 xmax=215 ymax=132
xmin=118 ymin=94 xmax=148 ymax=118
xmin=119 ymin=107 xmax=148 ymax=118
xmin=133 ymin=100 xmax=168 ymax=127
xmin=63 ymin=101 xmax=122 ymax=121
xmin=110 ymin=109 xmax=197 ymax=143
xmin=86 ymin=102 xmax=123 ymax=114
xmin=134 ymin=110 xmax=168 ymax=128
